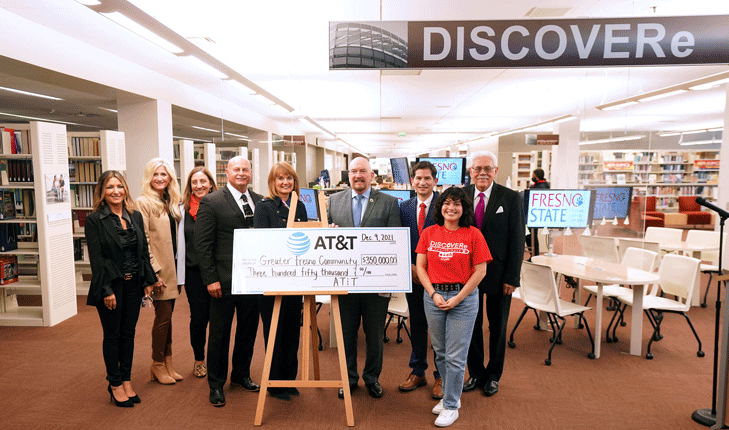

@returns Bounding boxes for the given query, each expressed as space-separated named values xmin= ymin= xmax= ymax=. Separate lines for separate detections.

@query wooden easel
xmin=254 ymin=190 xmax=354 ymax=427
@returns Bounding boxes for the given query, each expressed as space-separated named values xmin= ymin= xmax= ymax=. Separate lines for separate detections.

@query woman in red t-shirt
xmin=416 ymin=186 xmax=491 ymax=428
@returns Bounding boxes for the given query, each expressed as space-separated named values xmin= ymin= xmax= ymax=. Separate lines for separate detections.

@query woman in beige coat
xmin=136 ymin=158 xmax=182 ymax=385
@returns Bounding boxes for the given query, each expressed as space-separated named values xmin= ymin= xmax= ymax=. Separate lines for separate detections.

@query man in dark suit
xmin=397 ymin=161 xmax=442 ymax=399
xmin=327 ymin=157 xmax=401 ymax=399
xmin=195 ymin=156 xmax=262 ymax=407
xmin=463 ymin=151 xmax=524 ymax=397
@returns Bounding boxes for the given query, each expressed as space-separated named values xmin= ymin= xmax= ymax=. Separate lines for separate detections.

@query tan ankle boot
xmin=150 ymin=361 xmax=176 ymax=384
xmin=164 ymin=356 xmax=183 ymax=381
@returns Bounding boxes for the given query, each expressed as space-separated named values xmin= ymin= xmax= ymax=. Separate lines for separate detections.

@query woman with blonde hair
xmin=176 ymin=166 xmax=217 ymax=378
xmin=136 ymin=158 xmax=182 ymax=385
xmin=86 ymin=170 xmax=157 ymax=406
xmin=253 ymin=162 xmax=308 ymax=400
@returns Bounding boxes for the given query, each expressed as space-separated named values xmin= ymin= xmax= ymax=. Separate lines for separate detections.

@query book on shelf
xmin=0 ymin=255 xmax=18 ymax=285
xmin=0 ymin=223 xmax=18 ymax=252
xmin=73 ymin=209 xmax=90 ymax=234
xmin=0 ymin=190 xmax=16 ymax=219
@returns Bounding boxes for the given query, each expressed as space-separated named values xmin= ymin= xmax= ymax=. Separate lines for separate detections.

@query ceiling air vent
xmin=524 ymin=6 xmax=572 ymax=18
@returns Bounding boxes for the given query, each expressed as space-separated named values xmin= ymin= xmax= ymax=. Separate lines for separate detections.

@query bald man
xmin=195 ymin=156 xmax=262 ymax=407
xmin=327 ymin=157 xmax=401 ymax=399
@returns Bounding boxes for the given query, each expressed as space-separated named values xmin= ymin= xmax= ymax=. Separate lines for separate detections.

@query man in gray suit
xmin=327 ymin=157 xmax=401 ymax=399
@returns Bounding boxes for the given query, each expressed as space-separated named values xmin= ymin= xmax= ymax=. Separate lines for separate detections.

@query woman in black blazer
xmin=176 ymin=166 xmax=217 ymax=378
xmin=86 ymin=170 xmax=157 ymax=407
xmin=253 ymin=161 xmax=308 ymax=401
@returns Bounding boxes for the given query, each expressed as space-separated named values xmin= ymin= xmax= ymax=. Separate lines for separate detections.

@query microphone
xmin=695 ymin=197 xmax=729 ymax=219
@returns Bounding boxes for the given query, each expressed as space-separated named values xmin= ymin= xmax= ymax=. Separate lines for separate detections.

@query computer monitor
xmin=390 ymin=157 xmax=411 ymax=184
xmin=340 ymin=170 xmax=349 ymax=185
xmin=526 ymin=189 xmax=595 ymax=228
xmin=590 ymin=186 xmax=632 ymax=219
xmin=415 ymin=157 xmax=467 ymax=185
xmin=298 ymin=188 xmax=320 ymax=220
xmin=380 ymin=190 xmax=414 ymax=206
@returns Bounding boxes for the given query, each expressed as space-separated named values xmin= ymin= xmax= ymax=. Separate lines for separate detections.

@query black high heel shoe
xmin=128 ymin=394 xmax=141 ymax=404
xmin=108 ymin=385 xmax=134 ymax=408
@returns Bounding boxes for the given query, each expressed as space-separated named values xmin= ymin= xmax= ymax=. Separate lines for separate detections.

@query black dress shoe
xmin=268 ymin=389 xmax=291 ymax=400
xmin=338 ymin=383 xmax=358 ymax=398
xmin=209 ymin=389 xmax=226 ymax=407
xmin=483 ymin=380 xmax=499 ymax=397
xmin=462 ymin=377 xmax=484 ymax=392
xmin=365 ymin=382 xmax=383 ymax=398
xmin=128 ymin=394 xmax=141 ymax=404
xmin=231 ymin=377 xmax=260 ymax=392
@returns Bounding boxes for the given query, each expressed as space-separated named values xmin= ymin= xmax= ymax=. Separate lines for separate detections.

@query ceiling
xmin=1 ymin=0 xmax=729 ymax=156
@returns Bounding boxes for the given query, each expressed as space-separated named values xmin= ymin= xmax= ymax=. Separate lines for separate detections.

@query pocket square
xmin=496 ymin=206 xmax=504 ymax=214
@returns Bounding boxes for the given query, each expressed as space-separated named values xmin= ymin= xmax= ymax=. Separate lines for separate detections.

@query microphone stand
xmin=693 ymin=214 xmax=726 ymax=427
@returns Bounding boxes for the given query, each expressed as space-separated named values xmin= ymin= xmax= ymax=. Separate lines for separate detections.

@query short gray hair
xmin=468 ymin=150 xmax=498 ymax=168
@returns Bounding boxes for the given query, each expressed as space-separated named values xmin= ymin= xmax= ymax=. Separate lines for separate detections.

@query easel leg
xmin=309 ymin=297 xmax=320 ymax=379
xmin=301 ymin=296 xmax=312 ymax=382
xmin=254 ymin=295 xmax=282 ymax=426
xmin=331 ymin=296 xmax=355 ymax=427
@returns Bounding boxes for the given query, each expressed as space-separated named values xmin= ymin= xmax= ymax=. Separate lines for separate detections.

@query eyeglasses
xmin=471 ymin=166 xmax=496 ymax=173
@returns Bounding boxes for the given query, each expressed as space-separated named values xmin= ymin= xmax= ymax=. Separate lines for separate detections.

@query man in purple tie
xmin=462 ymin=151 xmax=524 ymax=397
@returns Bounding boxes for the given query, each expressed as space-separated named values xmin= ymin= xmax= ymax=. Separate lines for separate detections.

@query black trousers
xmin=466 ymin=291 xmax=512 ymax=382
xmin=207 ymin=293 xmax=259 ymax=390
xmin=96 ymin=277 xmax=142 ymax=387
xmin=184 ymin=265 xmax=210 ymax=362
xmin=405 ymin=283 xmax=440 ymax=378
xmin=339 ymin=293 xmax=390 ymax=385
xmin=258 ymin=295 xmax=303 ymax=391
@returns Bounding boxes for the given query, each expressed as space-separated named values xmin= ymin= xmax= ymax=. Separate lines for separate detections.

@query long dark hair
xmin=432 ymin=186 xmax=475 ymax=228
xmin=92 ymin=170 xmax=135 ymax=212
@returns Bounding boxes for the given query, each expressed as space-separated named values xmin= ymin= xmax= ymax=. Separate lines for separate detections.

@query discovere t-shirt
xmin=415 ymin=225 xmax=492 ymax=285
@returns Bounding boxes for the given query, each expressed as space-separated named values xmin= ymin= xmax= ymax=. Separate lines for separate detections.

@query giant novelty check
xmin=231 ymin=227 xmax=411 ymax=294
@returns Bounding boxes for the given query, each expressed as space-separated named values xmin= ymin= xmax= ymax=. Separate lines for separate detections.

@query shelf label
xmin=604 ymin=161 xmax=633 ymax=171
xmin=694 ymin=159 xmax=719 ymax=169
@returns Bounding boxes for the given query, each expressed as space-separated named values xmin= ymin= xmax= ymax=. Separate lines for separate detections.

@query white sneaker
xmin=432 ymin=399 xmax=461 ymax=415
xmin=434 ymin=409 xmax=459 ymax=427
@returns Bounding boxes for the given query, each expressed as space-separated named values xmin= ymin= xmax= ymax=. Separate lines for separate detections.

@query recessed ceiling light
xmin=524 ymin=6 xmax=572 ymax=17
xmin=0 ymin=86 xmax=63 ymax=101
xmin=191 ymin=125 xmax=220 ymax=133
xmin=436 ymin=105 xmax=451 ymax=108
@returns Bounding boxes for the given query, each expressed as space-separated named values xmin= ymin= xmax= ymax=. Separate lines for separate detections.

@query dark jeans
xmin=405 ymin=283 xmax=440 ymax=378
xmin=339 ymin=293 xmax=390 ymax=385
xmin=259 ymin=295 xmax=303 ymax=391
xmin=467 ymin=291 xmax=512 ymax=382
xmin=96 ymin=277 xmax=142 ymax=387
xmin=184 ymin=265 xmax=210 ymax=361
xmin=207 ymin=293 xmax=259 ymax=390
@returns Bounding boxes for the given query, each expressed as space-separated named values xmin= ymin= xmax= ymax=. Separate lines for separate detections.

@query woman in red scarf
xmin=177 ymin=166 xmax=218 ymax=378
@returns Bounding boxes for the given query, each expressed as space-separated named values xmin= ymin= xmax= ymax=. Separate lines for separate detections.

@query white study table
xmin=532 ymin=254 xmax=661 ymax=358
xmin=659 ymin=242 xmax=718 ymax=306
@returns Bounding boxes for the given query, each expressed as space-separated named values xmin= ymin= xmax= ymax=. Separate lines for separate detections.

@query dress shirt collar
xmin=351 ymin=187 xmax=371 ymax=201
xmin=473 ymin=182 xmax=494 ymax=204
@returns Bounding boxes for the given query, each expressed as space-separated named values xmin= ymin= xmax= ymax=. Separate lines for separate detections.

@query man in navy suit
xmin=397 ymin=161 xmax=442 ymax=399
xmin=463 ymin=151 xmax=524 ymax=397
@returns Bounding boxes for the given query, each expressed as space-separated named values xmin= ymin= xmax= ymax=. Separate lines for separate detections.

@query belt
xmin=123 ymin=273 xmax=136 ymax=281
xmin=432 ymin=283 xmax=464 ymax=292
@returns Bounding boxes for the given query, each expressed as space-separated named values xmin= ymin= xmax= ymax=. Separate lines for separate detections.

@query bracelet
xmin=430 ymin=291 xmax=437 ymax=299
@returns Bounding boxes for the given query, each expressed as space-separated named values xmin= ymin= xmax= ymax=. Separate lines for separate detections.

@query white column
xmin=248 ymin=132 xmax=272 ymax=196
xmin=117 ymin=98 xmax=173 ymax=198
xmin=552 ymin=118 xmax=581 ymax=189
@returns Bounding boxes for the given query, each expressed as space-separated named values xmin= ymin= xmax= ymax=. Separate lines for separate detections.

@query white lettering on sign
xmin=420 ymin=22 xmax=697 ymax=63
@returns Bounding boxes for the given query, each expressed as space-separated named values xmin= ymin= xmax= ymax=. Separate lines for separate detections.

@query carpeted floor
xmin=0 ymin=271 xmax=721 ymax=429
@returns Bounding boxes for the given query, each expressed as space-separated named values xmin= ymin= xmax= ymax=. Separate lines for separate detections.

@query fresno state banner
xmin=330 ymin=16 xmax=729 ymax=69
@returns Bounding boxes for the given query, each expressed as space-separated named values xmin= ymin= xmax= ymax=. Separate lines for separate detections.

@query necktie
xmin=240 ymin=194 xmax=254 ymax=218
xmin=418 ymin=202 xmax=426 ymax=234
xmin=353 ymin=194 xmax=363 ymax=227
xmin=475 ymin=192 xmax=485 ymax=229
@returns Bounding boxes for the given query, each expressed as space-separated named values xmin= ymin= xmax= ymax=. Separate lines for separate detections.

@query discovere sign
xmin=330 ymin=16 xmax=729 ymax=69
